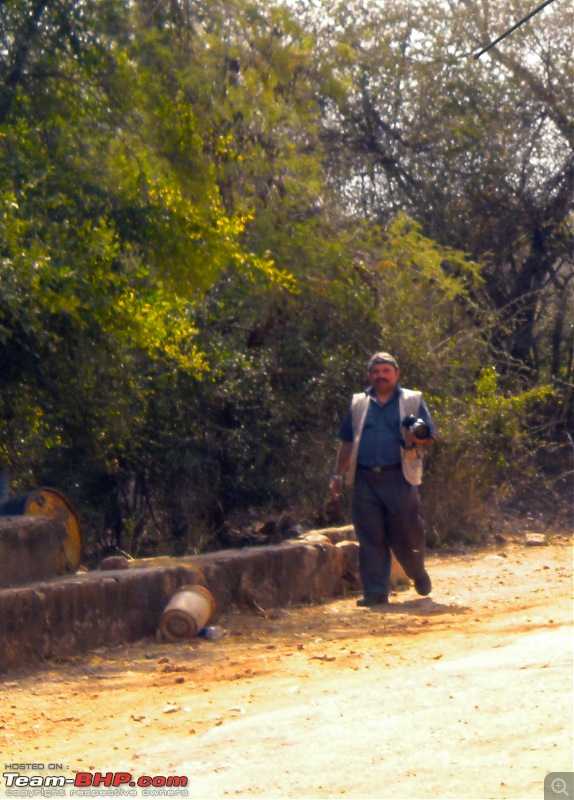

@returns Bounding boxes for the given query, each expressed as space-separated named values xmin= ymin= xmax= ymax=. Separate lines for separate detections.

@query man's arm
xmin=329 ymin=440 xmax=353 ymax=500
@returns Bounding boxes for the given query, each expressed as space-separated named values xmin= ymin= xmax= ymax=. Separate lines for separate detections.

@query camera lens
xmin=412 ymin=420 xmax=430 ymax=440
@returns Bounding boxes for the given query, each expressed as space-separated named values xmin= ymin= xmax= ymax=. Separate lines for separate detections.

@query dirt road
xmin=0 ymin=536 xmax=572 ymax=800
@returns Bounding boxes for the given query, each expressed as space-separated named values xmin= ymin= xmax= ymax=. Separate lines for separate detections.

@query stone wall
xmin=0 ymin=516 xmax=65 ymax=588
xmin=0 ymin=528 xmax=361 ymax=673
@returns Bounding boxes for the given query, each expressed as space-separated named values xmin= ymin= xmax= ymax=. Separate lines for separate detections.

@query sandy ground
xmin=0 ymin=535 xmax=572 ymax=800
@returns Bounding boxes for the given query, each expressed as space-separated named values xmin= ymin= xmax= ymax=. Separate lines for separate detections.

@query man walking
xmin=329 ymin=352 xmax=436 ymax=607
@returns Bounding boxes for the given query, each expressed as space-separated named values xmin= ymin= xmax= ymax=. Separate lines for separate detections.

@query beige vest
xmin=346 ymin=388 xmax=424 ymax=488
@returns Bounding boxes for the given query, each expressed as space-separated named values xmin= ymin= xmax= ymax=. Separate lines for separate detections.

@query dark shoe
xmin=414 ymin=570 xmax=432 ymax=596
xmin=356 ymin=593 xmax=389 ymax=607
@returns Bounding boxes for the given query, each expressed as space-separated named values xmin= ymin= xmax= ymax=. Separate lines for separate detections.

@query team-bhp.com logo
xmin=3 ymin=772 xmax=189 ymax=796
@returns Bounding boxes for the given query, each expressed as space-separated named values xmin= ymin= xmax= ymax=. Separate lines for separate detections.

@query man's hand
xmin=403 ymin=428 xmax=435 ymax=448
xmin=329 ymin=474 xmax=343 ymax=501
xmin=330 ymin=442 xmax=352 ymax=500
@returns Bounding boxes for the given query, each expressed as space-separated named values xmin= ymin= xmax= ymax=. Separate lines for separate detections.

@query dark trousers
xmin=352 ymin=466 xmax=427 ymax=596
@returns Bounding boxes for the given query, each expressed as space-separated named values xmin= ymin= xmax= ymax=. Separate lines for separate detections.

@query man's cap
xmin=367 ymin=352 xmax=398 ymax=370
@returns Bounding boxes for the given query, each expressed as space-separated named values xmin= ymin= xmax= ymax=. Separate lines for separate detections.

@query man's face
xmin=368 ymin=362 xmax=400 ymax=391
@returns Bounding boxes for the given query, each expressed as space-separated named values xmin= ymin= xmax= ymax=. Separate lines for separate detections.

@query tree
xmin=0 ymin=0 xmax=567 ymax=555
xmin=0 ymin=0 xmax=277 ymax=547
xmin=302 ymin=0 xmax=573 ymax=384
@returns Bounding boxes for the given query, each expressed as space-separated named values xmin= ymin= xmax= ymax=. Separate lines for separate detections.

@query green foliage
xmin=309 ymin=0 xmax=573 ymax=381
xmin=365 ymin=215 xmax=486 ymax=389
xmin=423 ymin=367 xmax=556 ymax=545
xmin=0 ymin=0 xmax=570 ymax=558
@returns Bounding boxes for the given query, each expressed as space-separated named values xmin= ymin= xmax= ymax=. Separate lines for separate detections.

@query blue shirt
xmin=337 ymin=386 xmax=436 ymax=468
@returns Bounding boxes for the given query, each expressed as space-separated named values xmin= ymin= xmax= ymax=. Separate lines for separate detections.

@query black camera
xmin=402 ymin=415 xmax=430 ymax=440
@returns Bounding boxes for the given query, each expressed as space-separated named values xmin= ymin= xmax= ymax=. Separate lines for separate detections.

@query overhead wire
xmin=470 ymin=0 xmax=559 ymax=59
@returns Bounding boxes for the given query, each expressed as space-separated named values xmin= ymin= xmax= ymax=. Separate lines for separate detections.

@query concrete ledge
xmin=0 ymin=534 xmax=360 ymax=673
xmin=0 ymin=517 xmax=64 ymax=587
xmin=0 ymin=563 xmax=203 ymax=673
xmin=193 ymin=538 xmax=360 ymax=612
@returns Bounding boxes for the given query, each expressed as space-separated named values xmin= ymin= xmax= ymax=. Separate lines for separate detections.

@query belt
xmin=358 ymin=464 xmax=401 ymax=473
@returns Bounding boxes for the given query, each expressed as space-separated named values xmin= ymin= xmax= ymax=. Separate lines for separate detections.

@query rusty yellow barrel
xmin=0 ymin=488 xmax=83 ymax=574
